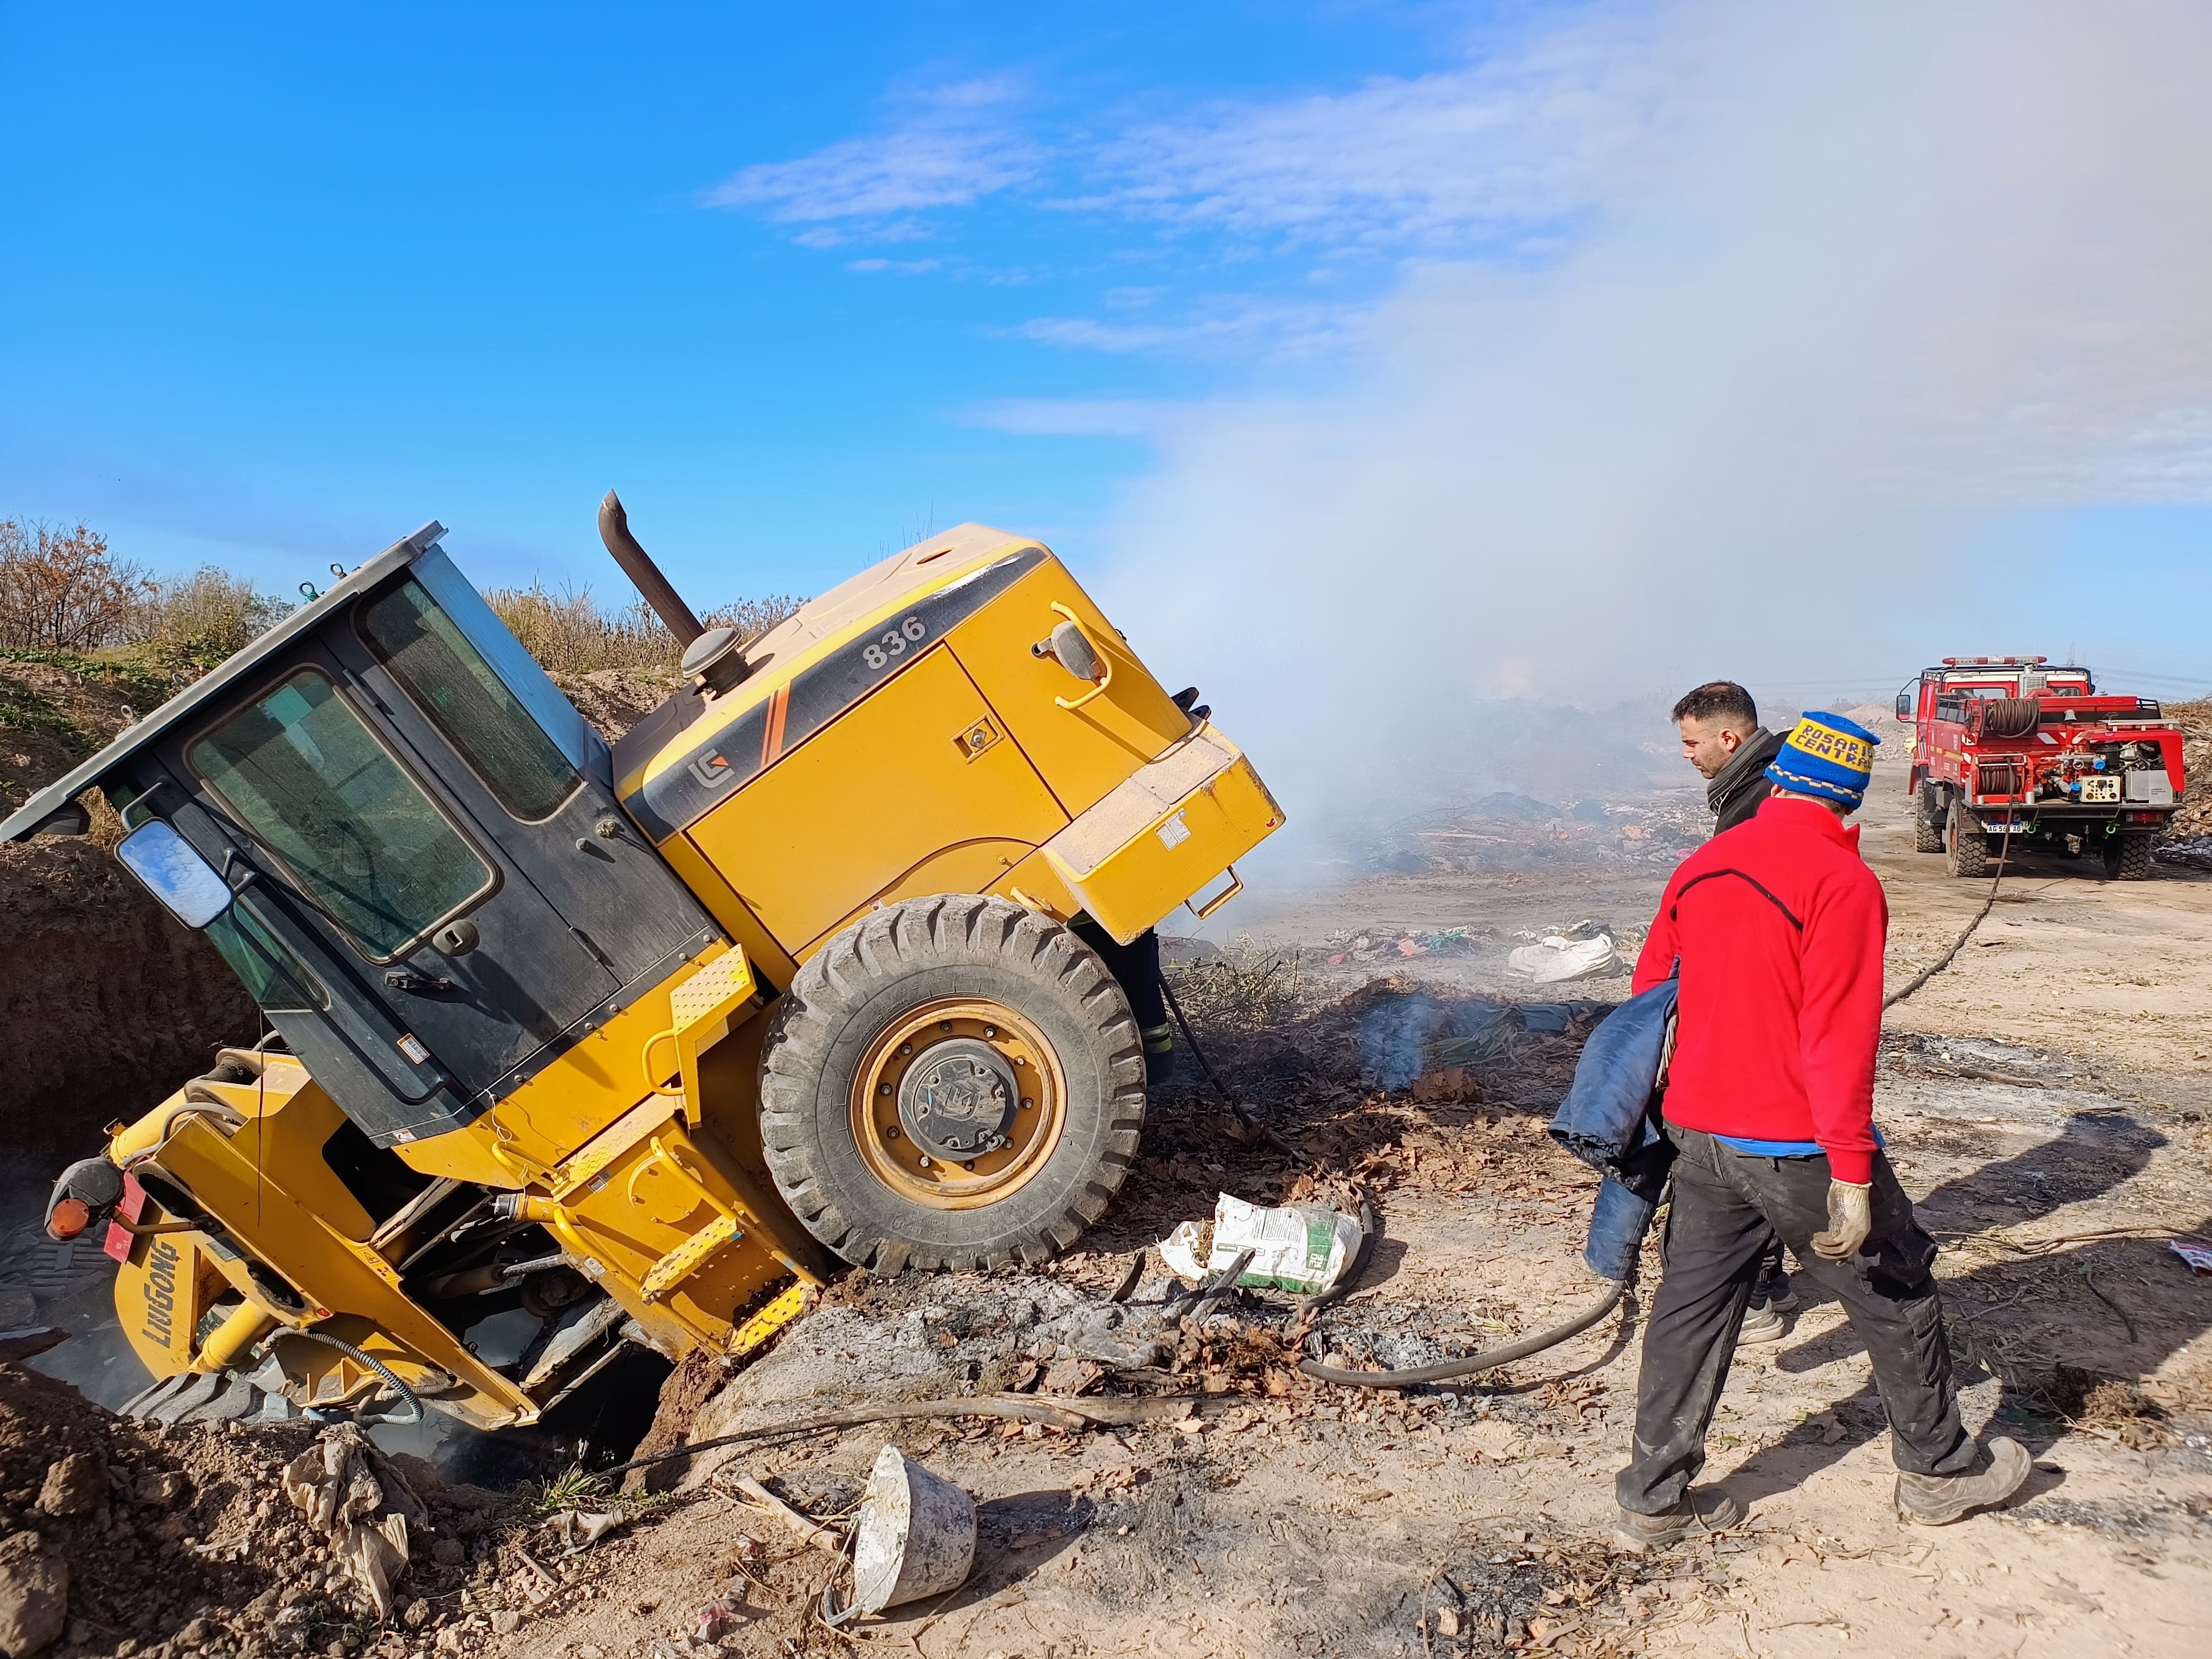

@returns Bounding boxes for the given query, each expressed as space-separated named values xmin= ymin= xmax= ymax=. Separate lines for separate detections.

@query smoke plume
xmin=1093 ymin=2 xmax=2212 ymax=825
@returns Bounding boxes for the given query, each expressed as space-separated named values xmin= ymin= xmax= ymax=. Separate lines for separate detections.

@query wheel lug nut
xmin=962 ymin=1161 xmax=976 ymax=1171
xmin=917 ymin=1155 xmax=932 ymax=1169
xmin=885 ymin=1125 xmax=899 ymax=1140
xmin=899 ymin=1043 xmax=912 ymax=1055
xmin=1020 ymin=1098 xmax=1033 ymax=1110
xmin=880 ymin=1083 xmax=891 ymax=1095
xmin=984 ymin=1026 xmax=997 ymax=1038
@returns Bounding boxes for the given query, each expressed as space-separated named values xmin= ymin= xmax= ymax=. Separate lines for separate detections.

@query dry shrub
xmin=129 ymin=565 xmax=294 ymax=662
xmin=487 ymin=584 xmax=804 ymax=674
xmin=0 ymin=521 xmax=153 ymax=650
xmin=1166 ymin=937 xmax=1307 ymax=1036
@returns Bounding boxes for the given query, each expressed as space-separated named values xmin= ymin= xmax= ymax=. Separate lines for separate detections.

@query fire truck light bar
xmin=1939 ymin=655 xmax=2048 ymax=666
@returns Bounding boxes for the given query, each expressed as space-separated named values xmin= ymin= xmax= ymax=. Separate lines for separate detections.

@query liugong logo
xmin=140 ymin=1237 xmax=182 ymax=1347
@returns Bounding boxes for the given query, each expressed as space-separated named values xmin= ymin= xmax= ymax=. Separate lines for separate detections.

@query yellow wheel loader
xmin=11 ymin=501 xmax=1282 ymax=1432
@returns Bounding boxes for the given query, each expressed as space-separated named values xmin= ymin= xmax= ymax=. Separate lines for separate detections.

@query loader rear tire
xmin=757 ymin=894 xmax=1145 ymax=1273
xmin=1913 ymin=786 xmax=1947 ymax=854
xmin=1944 ymin=797 xmax=1990 ymax=879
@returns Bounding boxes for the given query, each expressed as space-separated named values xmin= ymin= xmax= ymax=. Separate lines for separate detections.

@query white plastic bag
xmin=1159 ymin=1193 xmax=1363 ymax=1294
xmin=1507 ymin=933 xmax=1620 ymax=983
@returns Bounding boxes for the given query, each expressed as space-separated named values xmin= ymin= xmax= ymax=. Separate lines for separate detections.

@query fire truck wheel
xmin=1913 ymin=786 xmax=1947 ymax=854
xmin=2103 ymin=833 xmax=2156 ymax=881
xmin=1944 ymin=797 xmax=1990 ymax=879
xmin=757 ymin=894 xmax=1146 ymax=1274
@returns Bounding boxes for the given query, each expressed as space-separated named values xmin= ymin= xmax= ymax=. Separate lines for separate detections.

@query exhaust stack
xmin=598 ymin=490 xmax=704 ymax=648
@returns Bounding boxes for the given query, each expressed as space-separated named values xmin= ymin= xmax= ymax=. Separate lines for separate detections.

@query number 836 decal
xmin=862 ymin=615 xmax=928 ymax=670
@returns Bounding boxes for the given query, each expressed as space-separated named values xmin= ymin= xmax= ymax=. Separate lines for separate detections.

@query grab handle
xmin=1185 ymin=866 xmax=1244 ymax=921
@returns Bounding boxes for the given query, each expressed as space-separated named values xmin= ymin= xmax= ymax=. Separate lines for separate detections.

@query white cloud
xmin=706 ymin=20 xmax=1665 ymax=261
xmin=1069 ymin=14 xmax=1668 ymax=251
xmin=1005 ymin=297 xmax=1365 ymax=360
xmin=703 ymin=77 xmax=1038 ymax=227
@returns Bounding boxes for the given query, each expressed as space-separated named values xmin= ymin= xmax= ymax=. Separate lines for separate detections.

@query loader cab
xmin=4 ymin=523 xmax=719 ymax=1150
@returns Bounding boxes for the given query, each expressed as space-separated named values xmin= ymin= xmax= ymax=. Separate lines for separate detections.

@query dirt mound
xmin=0 ymin=1356 xmax=316 ymax=1655
xmin=2164 ymin=697 xmax=2211 ymax=835
xmin=1 ymin=650 xmax=257 ymax=1154
xmin=548 ymin=668 xmax=683 ymax=742
xmin=0 ymin=1356 xmax=529 ymax=1659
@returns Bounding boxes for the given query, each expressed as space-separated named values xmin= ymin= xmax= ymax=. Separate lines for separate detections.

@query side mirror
xmin=1036 ymin=619 xmax=1103 ymax=683
xmin=116 ymin=820 xmax=235 ymax=930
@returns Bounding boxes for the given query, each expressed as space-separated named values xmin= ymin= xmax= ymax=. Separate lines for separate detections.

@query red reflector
xmin=103 ymin=1220 xmax=133 ymax=1263
xmin=45 ymin=1197 xmax=90 ymax=1242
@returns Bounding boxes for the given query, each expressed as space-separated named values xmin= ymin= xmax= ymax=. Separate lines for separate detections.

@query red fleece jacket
xmin=1631 ymin=797 xmax=1888 ymax=1184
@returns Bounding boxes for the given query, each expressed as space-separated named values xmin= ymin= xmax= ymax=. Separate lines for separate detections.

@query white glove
xmin=1810 ymin=1180 xmax=1873 ymax=1259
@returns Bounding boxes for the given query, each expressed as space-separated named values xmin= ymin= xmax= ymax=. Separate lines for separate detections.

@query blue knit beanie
xmin=1765 ymin=712 xmax=1878 ymax=810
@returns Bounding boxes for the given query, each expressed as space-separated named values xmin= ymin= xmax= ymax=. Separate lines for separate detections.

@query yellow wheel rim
xmin=848 ymin=998 xmax=1066 ymax=1210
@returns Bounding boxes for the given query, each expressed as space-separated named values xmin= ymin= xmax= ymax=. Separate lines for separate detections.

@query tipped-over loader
xmin=11 ymin=501 xmax=1281 ymax=1431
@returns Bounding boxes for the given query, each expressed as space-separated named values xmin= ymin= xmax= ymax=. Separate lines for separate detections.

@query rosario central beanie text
xmin=1763 ymin=712 xmax=1878 ymax=811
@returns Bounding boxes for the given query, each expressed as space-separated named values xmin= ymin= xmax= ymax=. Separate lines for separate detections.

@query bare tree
xmin=0 ymin=521 xmax=155 ymax=651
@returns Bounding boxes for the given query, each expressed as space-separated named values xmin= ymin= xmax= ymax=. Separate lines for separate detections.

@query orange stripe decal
xmin=761 ymin=686 xmax=790 ymax=766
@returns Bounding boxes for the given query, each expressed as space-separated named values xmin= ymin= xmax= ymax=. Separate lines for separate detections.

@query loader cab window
xmin=359 ymin=580 xmax=582 ymax=822
xmin=188 ymin=669 xmax=494 ymax=962
xmin=206 ymin=905 xmax=328 ymax=1010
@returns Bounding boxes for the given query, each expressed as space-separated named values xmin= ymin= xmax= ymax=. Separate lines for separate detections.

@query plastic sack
xmin=1159 ymin=1192 xmax=1364 ymax=1294
xmin=1507 ymin=933 xmax=1620 ymax=983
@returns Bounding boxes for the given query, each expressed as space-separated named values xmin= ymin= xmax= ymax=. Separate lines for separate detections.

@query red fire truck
xmin=1896 ymin=656 xmax=2183 ymax=881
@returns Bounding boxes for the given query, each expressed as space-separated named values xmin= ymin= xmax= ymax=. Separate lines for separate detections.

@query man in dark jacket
xmin=1674 ymin=681 xmax=1786 ymax=833
xmin=1673 ymin=680 xmax=1794 ymax=1336
xmin=1613 ymin=714 xmax=2029 ymax=1550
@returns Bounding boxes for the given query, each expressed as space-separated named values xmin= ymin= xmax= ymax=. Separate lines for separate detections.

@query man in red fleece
xmin=1613 ymin=713 xmax=2029 ymax=1549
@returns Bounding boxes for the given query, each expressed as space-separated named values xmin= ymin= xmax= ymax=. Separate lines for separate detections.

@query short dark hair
xmin=1672 ymin=681 xmax=1758 ymax=730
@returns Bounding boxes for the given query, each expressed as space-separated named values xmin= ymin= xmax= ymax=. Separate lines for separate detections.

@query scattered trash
xmin=1159 ymin=1192 xmax=1364 ymax=1295
xmin=2171 ymin=1240 xmax=2212 ymax=1276
xmin=278 ymin=1425 xmax=426 ymax=1620
xmin=850 ymin=1446 xmax=976 ymax=1615
xmin=547 ymin=1508 xmax=619 ymax=1555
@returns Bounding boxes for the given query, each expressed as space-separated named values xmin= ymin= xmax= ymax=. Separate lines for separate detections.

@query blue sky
xmin=1 ymin=3 xmax=1494 ymax=595
xmin=5 ymin=2 xmax=2210 ymax=729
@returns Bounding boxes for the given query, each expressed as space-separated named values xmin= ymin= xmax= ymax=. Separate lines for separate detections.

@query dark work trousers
xmin=1617 ymin=1124 xmax=1975 ymax=1515
xmin=1069 ymin=921 xmax=1167 ymax=1031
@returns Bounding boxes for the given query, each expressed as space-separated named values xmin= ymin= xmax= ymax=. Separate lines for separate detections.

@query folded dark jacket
xmin=1548 ymin=977 xmax=1677 ymax=1179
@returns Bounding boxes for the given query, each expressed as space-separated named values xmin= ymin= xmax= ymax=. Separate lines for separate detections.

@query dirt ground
xmin=9 ymin=718 xmax=2212 ymax=1659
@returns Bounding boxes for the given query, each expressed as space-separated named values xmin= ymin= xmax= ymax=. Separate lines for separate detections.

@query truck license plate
xmin=2079 ymin=775 xmax=2121 ymax=803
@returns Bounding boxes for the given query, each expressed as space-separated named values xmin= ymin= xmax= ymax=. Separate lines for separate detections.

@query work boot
xmin=1612 ymin=1487 xmax=1744 ymax=1553
xmin=1894 ymin=1437 xmax=2031 ymax=1526
xmin=1141 ymin=1022 xmax=1178 ymax=1084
